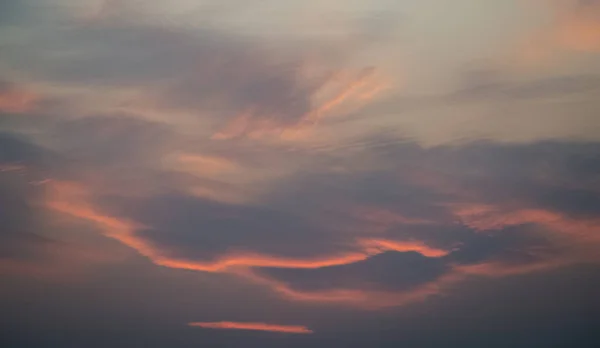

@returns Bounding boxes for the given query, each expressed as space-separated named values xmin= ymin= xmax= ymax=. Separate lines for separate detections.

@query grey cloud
xmin=450 ymin=72 xmax=600 ymax=101
xmin=1 ymin=1 xmax=599 ymax=347
xmin=250 ymin=224 xmax=557 ymax=294
xmin=419 ymin=141 xmax=600 ymax=219
xmin=51 ymin=115 xmax=173 ymax=165
xmin=352 ymin=72 xmax=600 ymax=124
xmin=0 ymin=132 xmax=49 ymax=165
xmin=3 ymin=90 xmax=597 ymax=310
xmin=2 ymin=21 xmax=317 ymax=127
xmin=67 ymin=123 xmax=600 ymax=289
xmin=3 ymin=24 xmax=214 ymax=85
xmin=446 ymin=224 xmax=559 ymax=266
xmin=0 ymin=132 xmax=62 ymax=263
xmin=98 ymin=192 xmax=363 ymax=261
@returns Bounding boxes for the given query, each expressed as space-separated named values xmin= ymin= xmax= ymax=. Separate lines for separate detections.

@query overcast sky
xmin=1 ymin=1 xmax=599 ymax=347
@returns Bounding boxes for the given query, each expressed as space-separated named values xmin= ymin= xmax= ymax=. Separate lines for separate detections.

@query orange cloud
xmin=211 ymin=110 xmax=255 ymax=140
xmin=239 ymin=249 xmax=578 ymax=309
xmin=518 ymin=0 xmax=600 ymax=65
xmin=358 ymin=239 xmax=450 ymax=258
xmin=235 ymin=267 xmax=380 ymax=305
xmin=211 ymin=67 xmax=388 ymax=141
xmin=303 ymin=67 xmax=377 ymax=124
xmin=0 ymin=164 xmax=27 ymax=172
xmin=188 ymin=321 xmax=313 ymax=334
xmin=184 ymin=185 xmax=249 ymax=205
xmin=456 ymin=258 xmax=570 ymax=278
xmin=237 ymin=261 xmax=464 ymax=309
xmin=229 ymin=200 xmax=597 ymax=308
xmin=0 ymin=87 xmax=37 ymax=113
xmin=45 ymin=180 xmax=453 ymax=279
xmin=157 ymin=251 xmax=373 ymax=272
xmin=44 ymin=181 xmax=365 ymax=272
xmin=452 ymin=203 xmax=600 ymax=244
xmin=553 ymin=0 xmax=600 ymax=51
xmin=281 ymin=67 xmax=388 ymax=140
xmin=168 ymin=152 xmax=239 ymax=175
xmin=46 ymin=181 xmax=586 ymax=309
xmin=163 ymin=152 xmax=250 ymax=203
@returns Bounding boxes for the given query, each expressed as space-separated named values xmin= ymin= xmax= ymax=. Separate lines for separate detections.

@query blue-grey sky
xmin=1 ymin=1 xmax=599 ymax=347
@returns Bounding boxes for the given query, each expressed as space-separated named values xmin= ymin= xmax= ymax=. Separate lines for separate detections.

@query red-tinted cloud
xmin=46 ymin=180 xmax=448 ymax=273
xmin=188 ymin=321 xmax=313 ymax=334
xmin=517 ymin=0 xmax=600 ymax=65
xmin=0 ymin=83 xmax=36 ymax=113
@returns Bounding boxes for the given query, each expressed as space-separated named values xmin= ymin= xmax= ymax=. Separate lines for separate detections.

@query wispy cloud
xmin=188 ymin=321 xmax=313 ymax=334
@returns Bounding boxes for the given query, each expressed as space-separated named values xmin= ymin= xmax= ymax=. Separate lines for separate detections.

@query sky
xmin=1 ymin=0 xmax=599 ymax=347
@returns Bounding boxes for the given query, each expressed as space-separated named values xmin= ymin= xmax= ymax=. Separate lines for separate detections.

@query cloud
xmin=452 ymin=203 xmax=600 ymax=252
xmin=241 ymin=219 xmax=566 ymax=307
xmin=208 ymin=66 xmax=387 ymax=140
xmin=254 ymin=251 xmax=449 ymax=293
xmin=552 ymin=0 xmax=600 ymax=51
xmin=2 ymin=6 xmax=599 ymax=308
xmin=0 ymin=132 xmax=51 ymax=166
xmin=28 ymin=105 xmax=598 ymax=306
xmin=449 ymin=71 xmax=600 ymax=101
xmin=166 ymin=152 xmax=239 ymax=177
xmin=516 ymin=0 xmax=600 ymax=65
xmin=37 ymin=128 xmax=600 ymax=307
xmin=0 ymin=81 xmax=37 ymax=114
xmin=46 ymin=181 xmax=449 ymax=274
xmin=51 ymin=114 xmax=173 ymax=165
xmin=418 ymin=141 xmax=600 ymax=220
xmin=188 ymin=321 xmax=313 ymax=334
xmin=0 ymin=132 xmax=116 ymax=277
xmin=2 ymin=2 xmax=599 ymax=346
xmin=1 ymin=15 xmax=386 ymax=141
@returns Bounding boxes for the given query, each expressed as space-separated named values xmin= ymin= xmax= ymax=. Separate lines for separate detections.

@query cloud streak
xmin=188 ymin=321 xmax=313 ymax=334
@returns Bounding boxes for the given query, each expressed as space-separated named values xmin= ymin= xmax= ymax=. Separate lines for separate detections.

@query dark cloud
xmin=82 ymin=131 xmax=598 ymax=266
xmin=0 ymin=132 xmax=63 ymax=266
xmin=446 ymin=224 xmax=558 ymax=265
xmin=246 ymin=223 xmax=559 ymax=295
xmin=0 ymin=132 xmax=49 ymax=165
xmin=99 ymin=192 xmax=363 ymax=261
xmin=418 ymin=140 xmax=600 ymax=218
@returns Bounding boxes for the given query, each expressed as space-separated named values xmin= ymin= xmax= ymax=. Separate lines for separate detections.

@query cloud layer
xmin=1 ymin=1 xmax=599 ymax=347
